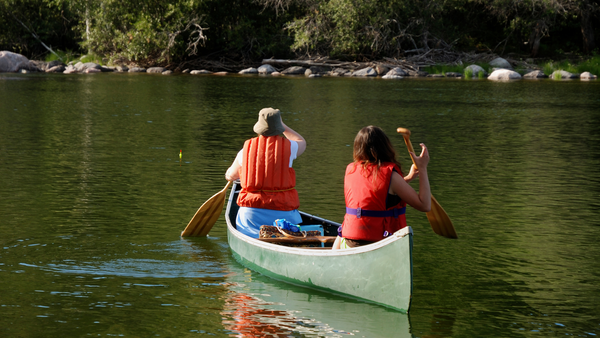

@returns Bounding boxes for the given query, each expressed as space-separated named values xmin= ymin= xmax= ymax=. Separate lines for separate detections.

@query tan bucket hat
xmin=253 ymin=108 xmax=284 ymax=136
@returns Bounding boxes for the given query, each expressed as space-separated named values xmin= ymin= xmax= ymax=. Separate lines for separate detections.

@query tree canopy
xmin=1 ymin=0 xmax=597 ymax=65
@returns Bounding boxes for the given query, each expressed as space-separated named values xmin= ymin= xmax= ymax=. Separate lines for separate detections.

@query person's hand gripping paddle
xmin=397 ymin=128 xmax=458 ymax=239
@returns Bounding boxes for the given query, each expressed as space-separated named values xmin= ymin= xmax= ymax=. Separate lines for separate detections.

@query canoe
xmin=225 ymin=180 xmax=414 ymax=313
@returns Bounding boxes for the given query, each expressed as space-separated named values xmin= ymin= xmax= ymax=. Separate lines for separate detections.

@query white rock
xmin=488 ymin=69 xmax=522 ymax=81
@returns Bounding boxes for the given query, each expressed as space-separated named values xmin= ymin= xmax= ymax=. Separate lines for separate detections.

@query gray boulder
xmin=465 ymin=65 xmax=487 ymax=77
xmin=387 ymin=67 xmax=408 ymax=77
xmin=375 ymin=65 xmax=389 ymax=75
xmin=190 ymin=69 xmax=212 ymax=75
xmin=162 ymin=70 xmax=173 ymax=75
xmin=551 ymin=70 xmax=579 ymax=79
xmin=0 ymin=51 xmax=31 ymax=72
xmin=115 ymin=65 xmax=129 ymax=72
xmin=258 ymin=64 xmax=277 ymax=74
xmin=63 ymin=65 xmax=78 ymax=74
xmin=489 ymin=57 xmax=513 ymax=70
xmin=352 ymin=67 xmax=377 ymax=77
xmin=147 ymin=67 xmax=166 ymax=74
xmin=407 ymin=69 xmax=429 ymax=77
xmin=74 ymin=62 xmax=102 ymax=72
xmin=523 ymin=70 xmax=547 ymax=79
xmin=46 ymin=65 xmax=66 ymax=73
xmin=444 ymin=72 xmax=462 ymax=78
xmin=305 ymin=66 xmax=329 ymax=76
xmin=281 ymin=66 xmax=306 ymax=75
xmin=128 ymin=67 xmax=146 ymax=73
xmin=488 ymin=69 xmax=522 ymax=81
xmin=580 ymin=72 xmax=597 ymax=80
xmin=329 ymin=68 xmax=351 ymax=76
xmin=239 ymin=67 xmax=258 ymax=74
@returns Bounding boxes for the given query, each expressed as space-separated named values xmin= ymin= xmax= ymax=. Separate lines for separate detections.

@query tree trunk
xmin=580 ymin=4 xmax=596 ymax=53
xmin=528 ymin=20 xmax=548 ymax=57
xmin=86 ymin=5 xmax=91 ymax=55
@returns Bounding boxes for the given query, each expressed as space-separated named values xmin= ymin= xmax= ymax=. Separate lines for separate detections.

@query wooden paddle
xmin=396 ymin=128 xmax=458 ymax=239
xmin=181 ymin=180 xmax=232 ymax=237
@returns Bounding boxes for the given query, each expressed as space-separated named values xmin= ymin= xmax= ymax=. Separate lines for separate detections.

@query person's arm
xmin=281 ymin=121 xmax=306 ymax=156
xmin=225 ymin=151 xmax=242 ymax=181
xmin=403 ymin=164 xmax=418 ymax=183
xmin=389 ymin=143 xmax=431 ymax=212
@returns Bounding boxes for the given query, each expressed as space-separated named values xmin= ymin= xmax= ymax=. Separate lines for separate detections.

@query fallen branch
xmin=11 ymin=12 xmax=62 ymax=61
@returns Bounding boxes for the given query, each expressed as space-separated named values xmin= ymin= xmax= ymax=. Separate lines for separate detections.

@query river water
xmin=1 ymin=72 xmax=599 ymax=337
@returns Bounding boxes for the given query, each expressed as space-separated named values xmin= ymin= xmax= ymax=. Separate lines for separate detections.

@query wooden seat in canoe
xmin=257 ymin=236 xmax=337 ymax=244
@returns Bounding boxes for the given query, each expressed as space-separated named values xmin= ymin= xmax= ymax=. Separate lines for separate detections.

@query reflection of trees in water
xmin=222 ymin=292 xmax=297 ymax=337
xmin=220 ymin=285 xmax=344 ymax=338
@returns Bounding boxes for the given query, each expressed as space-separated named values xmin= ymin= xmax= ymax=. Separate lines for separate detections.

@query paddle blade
xmin=426 ymin=196 xmax=458 ymax=239
xmin=181 ymin=181 xmax=232 ymax=237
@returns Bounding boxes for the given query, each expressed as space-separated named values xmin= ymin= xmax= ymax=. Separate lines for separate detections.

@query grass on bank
xmin=540 ymin=55 xmax=600 ymax=75
xmin=45 ymin=50 xmax=105 ymax=65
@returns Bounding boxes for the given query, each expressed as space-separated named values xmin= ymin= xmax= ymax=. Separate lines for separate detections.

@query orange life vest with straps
xmin=342 ymin=162 xmax=407 ymax=242
xmin=237 ymin=135 xmax=299 ymax=211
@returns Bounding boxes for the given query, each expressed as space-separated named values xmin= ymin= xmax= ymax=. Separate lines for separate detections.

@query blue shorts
xmin=236 ymin=207 xmax=303 ymax=238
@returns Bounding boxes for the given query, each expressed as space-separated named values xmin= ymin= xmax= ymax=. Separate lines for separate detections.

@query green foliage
xmin=539 ymin=60 xmax=580 ymax=74
xmin=45 ymin=49 xmax=77 ymax=63
xmin=0 ymin=0 xmax=78 ymax=58
xmin=575 ymin=55 xmax=600 ymax=74
xmin=552 ymin=71 xmax=562 ymax=80
xmin=422 ymin=64 xmax=464 ymax=75
xmin=1 ymin=0 xmax=599 ymax=66
xmin=464 ymin=67 xmax=473 ymax=79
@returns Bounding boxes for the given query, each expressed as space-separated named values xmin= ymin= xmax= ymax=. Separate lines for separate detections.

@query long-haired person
xmin=334 ymin=125 xmax=430 ymax=249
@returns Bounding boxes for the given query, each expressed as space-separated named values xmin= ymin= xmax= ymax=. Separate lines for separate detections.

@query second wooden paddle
xmin=181 ymin=180 xmax=232 ymax=237
xmin=396 ymin=128 xmax=458 ymax=239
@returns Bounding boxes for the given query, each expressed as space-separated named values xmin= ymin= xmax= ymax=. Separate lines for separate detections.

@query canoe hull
xmin=226 ymin=181 xmax=413 ymax=313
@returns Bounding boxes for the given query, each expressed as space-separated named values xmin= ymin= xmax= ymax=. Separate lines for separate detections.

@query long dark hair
xmin=353 ymin=125 xmax=402 ymax=175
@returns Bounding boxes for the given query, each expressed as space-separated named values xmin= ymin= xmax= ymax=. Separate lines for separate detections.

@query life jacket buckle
xmin=356 ymin=207 xmax=361 ymax=218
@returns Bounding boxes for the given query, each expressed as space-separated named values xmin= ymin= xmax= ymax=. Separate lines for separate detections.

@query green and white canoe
xmin=225 ymin=181 xmax=414 ymax=313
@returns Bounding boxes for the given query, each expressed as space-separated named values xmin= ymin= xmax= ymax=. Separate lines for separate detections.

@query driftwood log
xmin=176 ymin=50 xmax=539 ymax=73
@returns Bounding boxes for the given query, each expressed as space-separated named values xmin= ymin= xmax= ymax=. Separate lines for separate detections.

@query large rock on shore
xmin=464 ymin=64 xmax=487 ymax=77
xmin=488 ymin=69 xmax=522 ymax=81
xmin=239 ymin=67 xmax=258 ymax=74
xmin=0 ymin=51 xmax=35 ymax=72
xmin=551 ymin=70 xmax=579 ymax=79
xmin=523 ymin=70 xmax=547 ymax=79
xmin=580 ymin=72 xmax=598 ymax=80
xmin=352 ymin=67 xmax=377 ymax=77
xmin=386 ymin=67 xmax=408 ymax=77
xmin=147 ymin=67 xmax=167 ymax=74
xmin=281 ymin=66 xmax=306 ymax=75
xmin=258 ymin=64 xmax=277 ymax=74
xmin=489 ymin=57 xmax=513 ymax=70
xmin=74 ymin=62 xmax=102 ymax=72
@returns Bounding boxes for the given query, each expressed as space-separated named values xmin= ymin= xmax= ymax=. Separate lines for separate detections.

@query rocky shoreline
xmin=1 ymin=50 xmax=597 ymax=81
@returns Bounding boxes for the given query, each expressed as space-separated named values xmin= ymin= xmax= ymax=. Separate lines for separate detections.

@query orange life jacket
xmin=342 ymin=162 xmax=407 ymax=242
xmin=237 ymin=135 xmax=299 ymax=211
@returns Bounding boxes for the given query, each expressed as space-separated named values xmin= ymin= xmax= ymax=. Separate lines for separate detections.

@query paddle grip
xmin=397 ymin=128 xmax=417 ymax=169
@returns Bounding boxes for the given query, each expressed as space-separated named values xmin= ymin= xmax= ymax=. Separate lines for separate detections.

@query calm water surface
xmin=1 ymin=72 xmax=599 ymax=337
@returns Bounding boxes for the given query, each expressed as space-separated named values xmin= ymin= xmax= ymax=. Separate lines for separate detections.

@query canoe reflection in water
xmin=220 ymin=266 xmax=412 ymax=338
xmin=221 ymin=289 xmax=345 ymax=337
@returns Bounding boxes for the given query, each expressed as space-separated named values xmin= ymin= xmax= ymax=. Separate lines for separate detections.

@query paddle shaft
xmin=397 ymin=128 xmax=458 ymax=239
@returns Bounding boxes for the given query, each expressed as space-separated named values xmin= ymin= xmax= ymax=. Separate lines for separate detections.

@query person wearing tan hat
xmin=225 ymin=108 xmax=306 ymax=238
